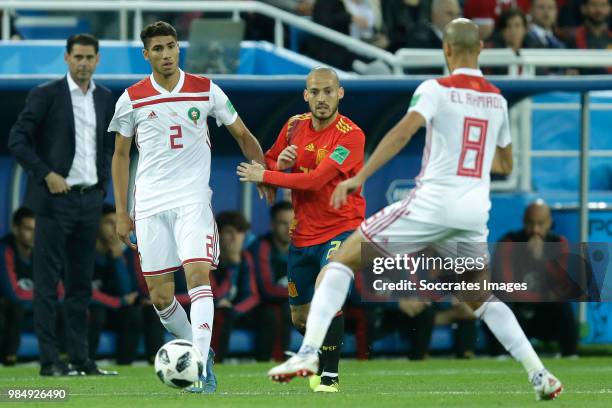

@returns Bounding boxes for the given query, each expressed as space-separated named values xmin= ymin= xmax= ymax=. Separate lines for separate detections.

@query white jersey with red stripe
xmin=108 ymin=69 xmax=237 ymax=220
xmin=404 ymin=68 xmax=512 ymax=232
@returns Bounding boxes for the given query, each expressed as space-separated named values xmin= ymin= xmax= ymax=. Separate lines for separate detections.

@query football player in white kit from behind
xmin=267 ymin=18 xmax=563 ymax=401
xmin=110 ymin=21 xmax=271 ymax=394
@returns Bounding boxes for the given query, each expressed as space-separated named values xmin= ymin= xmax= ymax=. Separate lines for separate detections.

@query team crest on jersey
xmin=187 ymin=107 xmax=201 ymax=124
xmin=315 ymin=148 xmax=328 ymax=165
xmin=288 ymin=282 xmax=298 ymax=298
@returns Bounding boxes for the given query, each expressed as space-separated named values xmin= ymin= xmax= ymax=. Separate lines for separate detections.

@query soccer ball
xmin=154 ymin=340 xmax=204 ymax=388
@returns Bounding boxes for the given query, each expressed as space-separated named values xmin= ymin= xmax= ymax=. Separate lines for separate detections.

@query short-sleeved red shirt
xmin=264 ymin=113 xmax=366 ymax=247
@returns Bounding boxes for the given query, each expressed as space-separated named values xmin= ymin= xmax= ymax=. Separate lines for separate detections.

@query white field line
xmin=33 ymin=389 xmax=612 ymax=397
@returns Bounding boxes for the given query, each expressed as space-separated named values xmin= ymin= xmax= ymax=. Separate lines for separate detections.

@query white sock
xmin=189 ymin=285 xmax=214 ymax=367
xmin=155 ymin=297 xmax=192 ymax=341
xmin=475 ymin=298 xmax=544 ymax=377
xmin=300 ymin=262 xmax=353 ymax=353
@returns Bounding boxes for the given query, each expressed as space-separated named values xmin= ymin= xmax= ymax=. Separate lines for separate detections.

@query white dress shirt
xmin=66 ymin=73 xmax=98 ymax=187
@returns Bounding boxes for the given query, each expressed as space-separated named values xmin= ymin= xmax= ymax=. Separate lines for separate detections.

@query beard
xmin=310 ymin=102 xmax=338 ymax=121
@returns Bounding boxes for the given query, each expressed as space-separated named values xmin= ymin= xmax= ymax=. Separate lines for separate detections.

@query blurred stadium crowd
xmin=0 ymin=199 xmax=579 ymax=365
xmin=3 ymin=0 xmax=611 ymax=73
xmin=0 ymin=0 xmax=606 ymax=366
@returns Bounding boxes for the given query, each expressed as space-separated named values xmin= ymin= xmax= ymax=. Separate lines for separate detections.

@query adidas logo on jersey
xmin=147 ymin=111 xmax=158 ymax=120
xmin=198 ymin=323 xmax=211 ymax=331
xmin=305 ymin=143 xmax=315 ymax=152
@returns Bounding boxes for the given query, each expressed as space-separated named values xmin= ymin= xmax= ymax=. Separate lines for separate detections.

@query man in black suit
xmin=404 ymin=0 xmax=461 ymax=74
xmin=8 ymin=34 xmax=116 ymax=376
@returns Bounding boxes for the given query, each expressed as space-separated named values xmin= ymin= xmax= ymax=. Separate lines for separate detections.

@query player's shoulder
xmin=436 ymin=73 xmax=501 ymax=95
xmin=180 ymin=73 xmax=212 ymax=93
xmin=285 ymin=112 xmax=311 ymax=129
xmin=288 ymin=112 xmax=312 ymax=124
xmin=126 ymin=77 xmax=159 ymax=101
xmin=336 ymin=114 xmax=364 ymax=137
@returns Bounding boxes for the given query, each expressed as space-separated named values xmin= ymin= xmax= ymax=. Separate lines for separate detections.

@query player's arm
xmin=360 ymin=111 xmax=423 ymax=181
xmin=330 ymin=111 xmax=424 ymax=208
xmin=226 ymin=117 xmax=277 ymax=203
xmin=491 ymin=144 xmax=513 ymax=175
xmin=238 ymin=128 xmax=364 ymax=190
xmin=491 ymin=102 xmax=513 ymax=176
xmin=111 ymin=134 xmax=136 ymax=249
xmin=238 ymin=159 xmax=340 ymax=190
xmin=226 ymin=116 xmax=266 ymax=167
xmin=264 ymin=121 xmax=292 ymax=170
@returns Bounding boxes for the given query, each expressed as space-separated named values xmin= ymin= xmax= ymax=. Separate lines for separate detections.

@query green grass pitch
xmin=1 ymin=357 xmax=611 ymax=407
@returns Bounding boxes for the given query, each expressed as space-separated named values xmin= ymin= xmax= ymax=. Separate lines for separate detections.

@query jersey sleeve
xmin=407 ymin=80 xmax=441 ymax=123
xmin=497 ymin=99 xmax=512 ymax=148
xmin=264 ymin=121 xmax=290 ymax=170
xmin=209 ymin=81 xmax=238 ymax=127
xmin=107 ymin=91 xmax=135 ymax=138
xmin=324 ymin=129 xmax=365 ymax=174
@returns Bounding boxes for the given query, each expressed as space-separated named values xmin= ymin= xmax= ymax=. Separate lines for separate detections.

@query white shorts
xmin=360 ymin=200 xmax=489 ymax=263
xmin=134 ymin=203 xmax=219 ymax=276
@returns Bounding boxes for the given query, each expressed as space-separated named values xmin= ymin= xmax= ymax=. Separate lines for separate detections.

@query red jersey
xmin=263 ymin=113 xmax=366 ymax=247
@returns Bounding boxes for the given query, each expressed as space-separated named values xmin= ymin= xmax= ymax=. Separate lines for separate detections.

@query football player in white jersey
xmin=110 ymin=21 xmax=271 ymax=393
xmin=268 ymin=18 xmax=563 ymax=401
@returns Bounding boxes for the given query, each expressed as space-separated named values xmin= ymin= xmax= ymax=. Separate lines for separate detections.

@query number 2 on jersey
xmin=457 ymin=117 xmax=488 ymax=178
xmin=169 ymin=125 xmax=183 ymax=149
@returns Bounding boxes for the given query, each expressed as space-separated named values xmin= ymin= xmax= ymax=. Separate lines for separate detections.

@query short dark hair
xmin=12 ymin=207 xmax=34 ymax=226
xmin=102 ymin=204 xmax=116 ymax=217
xmin=216 ymin=211 xmax=250 ymax=232
xmin=270 ymin=201 xmax=293 ymax=220
xmin=497 ymin=8 xmax=528 ymax=31
xmin=140 ymin=21 xmax=178 ymax=49
xmin=66 ymin=33 xmax=99 ymax=54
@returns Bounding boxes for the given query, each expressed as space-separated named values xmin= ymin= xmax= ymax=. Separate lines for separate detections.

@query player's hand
xmin=116 ymin=212 xmax=136 ymax=250
xmin=257 ymin=183 xmax=277 ymax=205
xmin=276 ymin=145 xmax=298 ymax=171
xmin=45 ymin=171 xmax=70 ymax=194
xmin=237 ymin=161 xmax=265 ymax=183
xmin=123 ymin=291 xmax=139 ymax=306
xmin=330 ymin=176 xmax=363 ymax=209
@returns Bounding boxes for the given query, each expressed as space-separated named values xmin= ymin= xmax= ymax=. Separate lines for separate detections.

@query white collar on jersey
xmin=451 ymin=67 xmax=484 ymax=77
xmin=149 ymin=69 xmax=185 ymax=94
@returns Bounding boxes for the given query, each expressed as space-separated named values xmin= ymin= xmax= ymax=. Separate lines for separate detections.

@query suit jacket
xmin=404 ymin=23 xmax=444 ymax=75
xmin=524 ymin=28 xmax=566 ymax=49
xmin=8 ymin=76 xmax=115 ymax=215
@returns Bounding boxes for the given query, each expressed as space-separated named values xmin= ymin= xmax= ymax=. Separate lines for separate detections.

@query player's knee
xmin=151 ymin=294 xmax=174 ymax=311
xmin=148 ymin=286 xmax=174 ymax=310
xmin=184 ymin=263 xmax=211 ymax=289
xmin=328 ymin=235 xmax=361 ymax=271
xmin=185 ymin=271 xmax=210 ymax=289
xmin=465 ymin=301 xmax=483 ymax=312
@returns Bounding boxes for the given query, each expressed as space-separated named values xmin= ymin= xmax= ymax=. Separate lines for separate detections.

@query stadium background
xmin=1 ymin=0 xmax=611 ymax=361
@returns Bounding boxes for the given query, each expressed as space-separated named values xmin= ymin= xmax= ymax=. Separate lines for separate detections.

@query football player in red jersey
xmin=265 ymin=19 xmax=563 ymax=401
xmin=237 ymin=67 xmax=366 ymax=393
